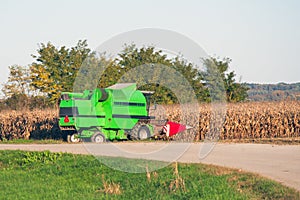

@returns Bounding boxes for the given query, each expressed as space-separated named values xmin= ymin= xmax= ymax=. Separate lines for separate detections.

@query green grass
xmin=0 ymin=150 xmax=299 ymax=200
xmin=0 ymin=139 xmax=65 ymax=144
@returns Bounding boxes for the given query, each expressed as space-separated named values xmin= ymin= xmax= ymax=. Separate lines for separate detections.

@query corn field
xmin=1 ymin=101 xmax=300 ymax=141
xmin=0 ymin=109 xmax=62 ymax=140
xmin=156 ymin=101 xmax=300 ymax=141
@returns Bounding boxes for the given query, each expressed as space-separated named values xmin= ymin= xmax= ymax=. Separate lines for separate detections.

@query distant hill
xmin=246 ymin=82 xmax=300 ymax=101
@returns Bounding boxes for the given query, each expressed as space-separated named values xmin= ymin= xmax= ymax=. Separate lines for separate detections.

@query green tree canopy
xmin=116 ymin=45 xmax=205 ymax=104
xmin=1 ymin=65 xmax=49 ymax=110
xmin=2 ymin=65 xmax=31 ymax=98
xmin=203 ymin=57 xmax=248 ymax=102
xmin=26 ymin=40 xmax=248 ymax=105
xmin=30 ymin=40 xmax=91 ymax=103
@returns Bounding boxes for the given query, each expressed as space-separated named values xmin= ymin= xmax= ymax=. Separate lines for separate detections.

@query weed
xmin=20 ymin=151 xmax=62 ymax=166
xmin=169 ymin=162 xmax=186 ymax=193
xmin=98 ymin=175 xmax=122 ymax=195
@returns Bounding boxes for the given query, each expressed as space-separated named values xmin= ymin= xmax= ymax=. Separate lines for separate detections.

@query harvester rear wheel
xmin=138 ymin=126 xmax=150 ymax=140
xmin=91 ymin=132 xmax=106 ymax=143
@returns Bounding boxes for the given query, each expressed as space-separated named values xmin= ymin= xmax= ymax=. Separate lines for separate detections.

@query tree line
xmin=1 ymin=40 xmax=248 ymax=110
xmin=247 ymin=82 xmax=300 ymax=101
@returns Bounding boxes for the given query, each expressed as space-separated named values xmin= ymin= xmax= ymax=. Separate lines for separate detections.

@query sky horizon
xmin=1 ymin=0 xmax=299 ymax=91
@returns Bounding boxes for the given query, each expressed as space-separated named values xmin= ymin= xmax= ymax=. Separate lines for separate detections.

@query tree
xmin=116 ymin=45 xmax=205 ymax=104
xmin=1 ymin=65 xmax=32 ymax=110
xmin=203 ymin=57 xmax=249 ymax=102
xmin=172 ymin=56 xmax=209 ymax=102
xmin=74 ymin=53 xmax=119 ymax=91
xmin=27 ymin=40 xmax=248 ymax=105
xmin=201 ymin=59 xmax=226 ymax=102
xmin=30 ymin=40 xmax=91 ymax=104
xmin=117 ymin=45 xmax=172 ymax=103
xmin=4 ymin=93 xmax=29 ymax=110
xmin=2 ymin=65 xmax=31 ymax=98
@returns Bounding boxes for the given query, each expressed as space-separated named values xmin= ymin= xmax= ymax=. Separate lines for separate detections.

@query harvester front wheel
xmin=91 ymin=132 xmax=106 ymax=143
xmin=138 ymin=126 xmax=150 ymax=140
xmin=68 ymin=133 xmax=80 ymax=143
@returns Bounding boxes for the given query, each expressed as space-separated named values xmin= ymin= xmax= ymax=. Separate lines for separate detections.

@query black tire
xmin=91 ymin=132 xmax=106 ymax=143
xmin=138 ymin=125 xmax=150 ymax=140
xmin=130 ymin=123 xmax=141 ymax=140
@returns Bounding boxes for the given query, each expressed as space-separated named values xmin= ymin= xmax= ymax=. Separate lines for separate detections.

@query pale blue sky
xmin=0 ymin=0 xmax=299 ymax=88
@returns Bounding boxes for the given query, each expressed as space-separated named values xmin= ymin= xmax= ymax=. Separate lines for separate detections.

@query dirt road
xmin=0 ymin=143 xmax=299 ymax=191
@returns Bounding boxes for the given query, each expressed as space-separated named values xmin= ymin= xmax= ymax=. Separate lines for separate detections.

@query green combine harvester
xmin=59 ymin=83 xmax=190 ymax=142
xmin=58 ymin=83 xmax=157 ymax=142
